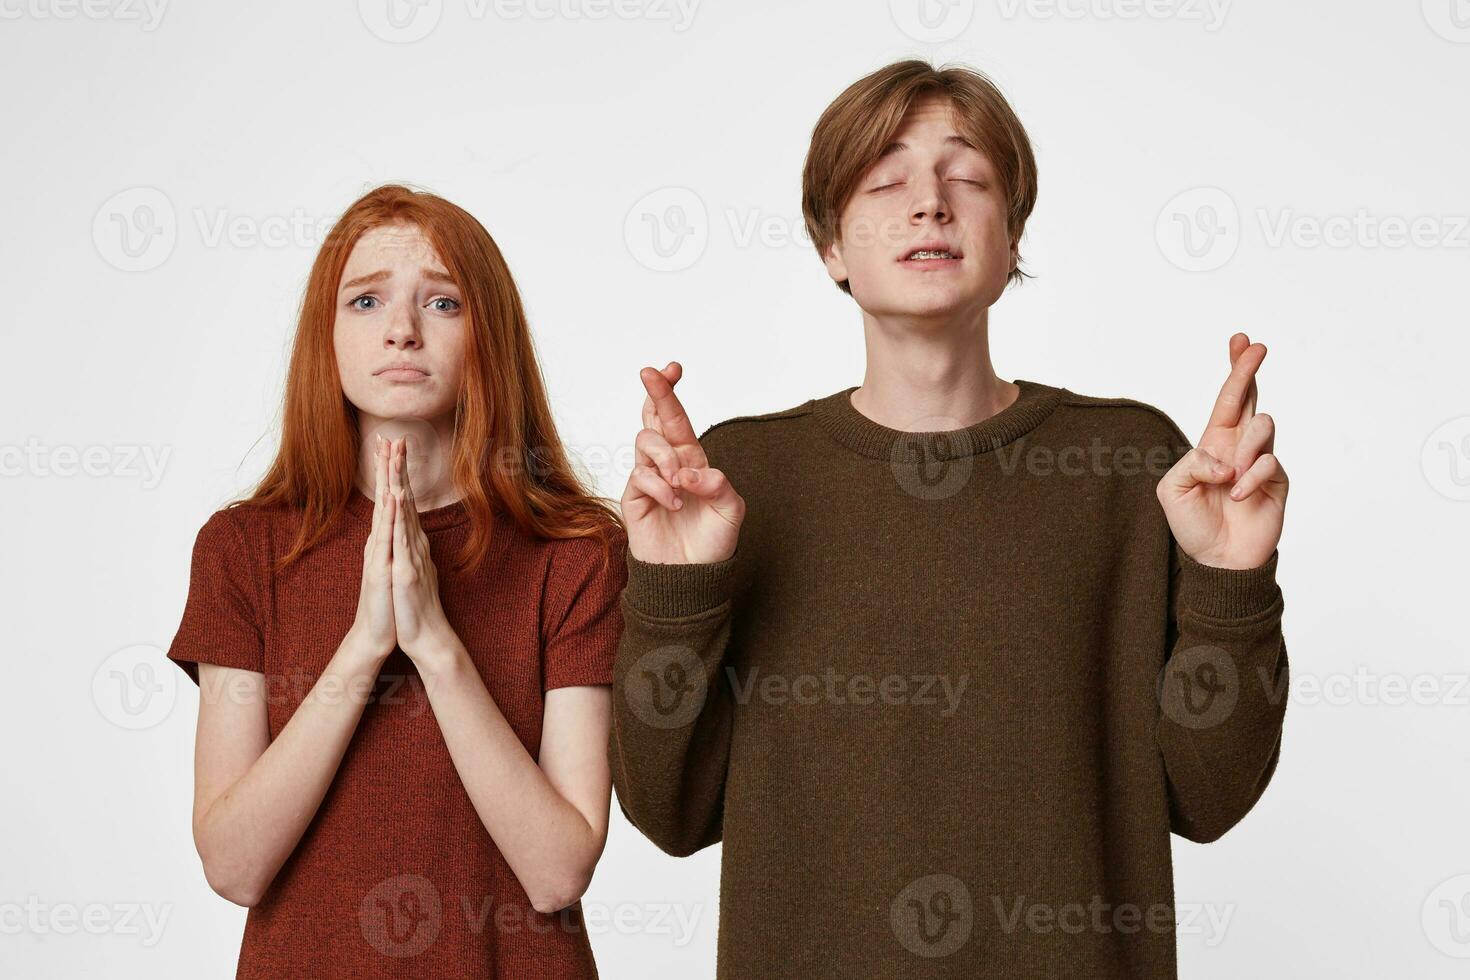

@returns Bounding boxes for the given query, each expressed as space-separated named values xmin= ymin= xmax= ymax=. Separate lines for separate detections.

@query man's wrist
xmin=624 ymin=550 xmax=739 ymax=619
xmin=1177 ymin=545 xmax=1282 ymax=619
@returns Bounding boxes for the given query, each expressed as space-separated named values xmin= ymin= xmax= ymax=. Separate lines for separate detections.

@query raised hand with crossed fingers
xmin=622 ymin=361 xmax=746 ymax=564
xmin=1156 ymin=332 xmax=1289 ymax=570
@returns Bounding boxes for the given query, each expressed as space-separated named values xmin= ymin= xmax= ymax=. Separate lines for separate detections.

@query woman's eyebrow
xmin=340 ymin=269 xmax=391 ymax=292
xmin=339 ymin=267 xmax=456 ymax=292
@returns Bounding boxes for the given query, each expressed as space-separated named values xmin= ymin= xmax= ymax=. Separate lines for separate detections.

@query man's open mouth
xmin=900 ymin=245 xmax=962 ymax=262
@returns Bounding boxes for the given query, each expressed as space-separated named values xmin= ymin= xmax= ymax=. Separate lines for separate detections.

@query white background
xmin=3 ymin=0 xmax=1468 ymax=976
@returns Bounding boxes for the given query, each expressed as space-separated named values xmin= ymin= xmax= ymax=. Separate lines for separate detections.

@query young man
xmin=610 ymin=60 xmax=1289 ymax=978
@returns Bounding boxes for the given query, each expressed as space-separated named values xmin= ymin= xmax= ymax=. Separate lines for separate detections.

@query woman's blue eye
xmin=352 ymin=295 xmax=378 ymax=310
xmin=429 ymin=298 xmax=460 ymax=313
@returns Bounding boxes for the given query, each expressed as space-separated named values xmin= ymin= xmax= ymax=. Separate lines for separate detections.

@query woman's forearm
xmin=193 ymin=632 xmax=385 ymax=906
xmin=416 ymin=641 xmax=602 ymax=914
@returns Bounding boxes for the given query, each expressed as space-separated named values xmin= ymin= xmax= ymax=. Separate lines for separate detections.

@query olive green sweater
xmin=608 ymin=379 xmax=1288 ymax=978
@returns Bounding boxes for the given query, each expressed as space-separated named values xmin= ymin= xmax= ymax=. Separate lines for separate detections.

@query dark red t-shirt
xmin=166 ymin=491 xmax=627 ymax=978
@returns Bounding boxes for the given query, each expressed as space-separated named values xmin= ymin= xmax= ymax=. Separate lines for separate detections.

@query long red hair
xmin=236 ymin=183 xmax=621 ymax=572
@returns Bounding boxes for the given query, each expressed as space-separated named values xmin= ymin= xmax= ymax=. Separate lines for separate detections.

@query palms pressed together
xmin=351 ymin=434 xmax=458 ymax=665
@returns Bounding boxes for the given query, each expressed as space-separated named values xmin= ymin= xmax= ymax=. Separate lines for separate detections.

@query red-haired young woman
xmin=165 ymin=184 xmax=627 ymax=978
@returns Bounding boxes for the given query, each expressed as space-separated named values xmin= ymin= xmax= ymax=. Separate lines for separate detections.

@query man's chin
xmin=855 ymin=285 xmax=986 ymax=323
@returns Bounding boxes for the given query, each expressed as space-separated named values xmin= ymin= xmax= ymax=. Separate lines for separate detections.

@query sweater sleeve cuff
xmin=1176 ymin=545 xmax=1282 ymax=619
xmin=623 ymin=550 xmax=739 ymax=620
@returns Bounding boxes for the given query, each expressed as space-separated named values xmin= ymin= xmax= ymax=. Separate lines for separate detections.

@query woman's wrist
xmin=340 ymin=625 xmax=393 ymax=671
xmin=405 ymin=630 xmax=466 ymax=682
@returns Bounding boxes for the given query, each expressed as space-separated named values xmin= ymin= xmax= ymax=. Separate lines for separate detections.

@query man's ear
xmin=820 ymin=238 xmax=849 ymax=285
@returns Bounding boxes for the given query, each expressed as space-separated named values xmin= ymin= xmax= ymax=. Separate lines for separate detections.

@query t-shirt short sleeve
xmin=541 ymin=528 xmax=629 ymax=692
xmin=166 ymin=508 xmax=266 ymax=686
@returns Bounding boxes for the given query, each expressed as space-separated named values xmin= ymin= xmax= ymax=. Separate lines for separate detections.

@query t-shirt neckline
xmin=812 ymin=378 xmax=1064 ymax=461
xmin=344 ymin=487 xmax=470 ymax=532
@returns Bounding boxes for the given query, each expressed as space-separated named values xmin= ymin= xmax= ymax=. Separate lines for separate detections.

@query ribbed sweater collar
xmin=812 ymin=378 xmax=1065 ymax=461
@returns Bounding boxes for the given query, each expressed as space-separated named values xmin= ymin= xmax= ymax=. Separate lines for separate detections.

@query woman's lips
xmin=377 ymin=368 xmax=429 ymax=381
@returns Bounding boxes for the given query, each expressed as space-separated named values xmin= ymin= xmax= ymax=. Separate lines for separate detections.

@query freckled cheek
xmin=333 ymin=347 xmax=365 ymax=384
xmin=434 ymin=329 xmax=467 ymax=387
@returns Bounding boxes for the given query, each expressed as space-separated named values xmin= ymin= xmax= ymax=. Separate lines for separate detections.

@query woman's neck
xmin=355 ymin=413 xmax=462 ymax=509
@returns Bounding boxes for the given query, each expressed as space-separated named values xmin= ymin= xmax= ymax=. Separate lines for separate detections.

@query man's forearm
xmin=609 ymin=553 xmax=740 ymax=857
xmin=1155 ymin=547 xmax=1289 ymax=843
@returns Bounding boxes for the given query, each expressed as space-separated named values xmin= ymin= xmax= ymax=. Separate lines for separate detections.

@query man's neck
xmin=849 ymin=306 xmax=1020 ymax=432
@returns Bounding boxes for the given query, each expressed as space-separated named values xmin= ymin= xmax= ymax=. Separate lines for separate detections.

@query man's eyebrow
xmin=877 ymin=134 xmax=980 ymax=158
xmin=339 ymin=268 xmax=457 ymax=292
